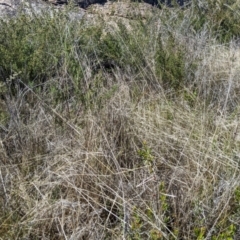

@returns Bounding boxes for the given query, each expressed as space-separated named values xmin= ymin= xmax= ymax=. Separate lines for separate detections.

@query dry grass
xmin=1 ymin=1 xmax=240 ymax=239
xmin=1 ymin=77 xmax=240 ymax=239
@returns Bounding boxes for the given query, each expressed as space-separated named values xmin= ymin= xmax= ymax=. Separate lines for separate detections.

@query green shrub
xmin=191 ymin=0 xmax=240 ymax=42
xmin=0 ymin=5 xmax=191 ymax=107
xmin=0 ymin=13 xmax=62 ymax=84
xmin=154 ymin=34 xmax=185 ymax=90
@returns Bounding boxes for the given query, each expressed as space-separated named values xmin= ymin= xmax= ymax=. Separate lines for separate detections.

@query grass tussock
xmin=1 ymin=0 xmax=240 ymax=239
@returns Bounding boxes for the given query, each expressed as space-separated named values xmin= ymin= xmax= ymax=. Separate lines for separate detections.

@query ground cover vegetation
xmin=1 ymin=0 xmax=240 ymax=239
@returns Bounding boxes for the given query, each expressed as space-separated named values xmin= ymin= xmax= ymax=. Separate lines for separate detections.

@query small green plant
xmin=138 ymin=141 xmax=154 ymax=167
xmin=150 ymin=229 xmax=163 ymax=240
xmin=130 ymin=207 xmax=163 ymax=240
xmin=212 ymin=224 xmax=236 ymax=240
xmin=158 ymin=182 xmax=169 ymax=213
xmin=130 ymin=207 xmax=143 ymax=240
xmin=183 ymin=89 xmax=198 ymax=107
xmin=194 ymin=226 xmax=206 ymax=240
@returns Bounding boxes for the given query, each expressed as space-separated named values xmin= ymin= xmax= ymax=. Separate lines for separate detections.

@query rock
xmin=0 ymin=0 xmax=160 ymax=21
xmin=47 ymin=0 xmax=187 ymax=9
xmin=0 ymin=0 xmax=17 ymax=17
xmin=0 ymin=0 xmax=86 ymax=20
xmin=0 ymin=0 xmax=188 ymax=19
xmin=81 ymin=1 xmax=158 ymax=37
xmin=48 ymin=0 xmax=106 ymax=9
xmin=87 ymin=1 xmax=156 ymax=19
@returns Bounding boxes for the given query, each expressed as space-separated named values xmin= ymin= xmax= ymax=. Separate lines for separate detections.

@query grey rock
xmin=53 ymin=0 xmax=188 ymax=9
xmin=0 ymin=0 xmax=17 ymax=17
xmin=0 ymin=0 xmax=85 ymax=20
